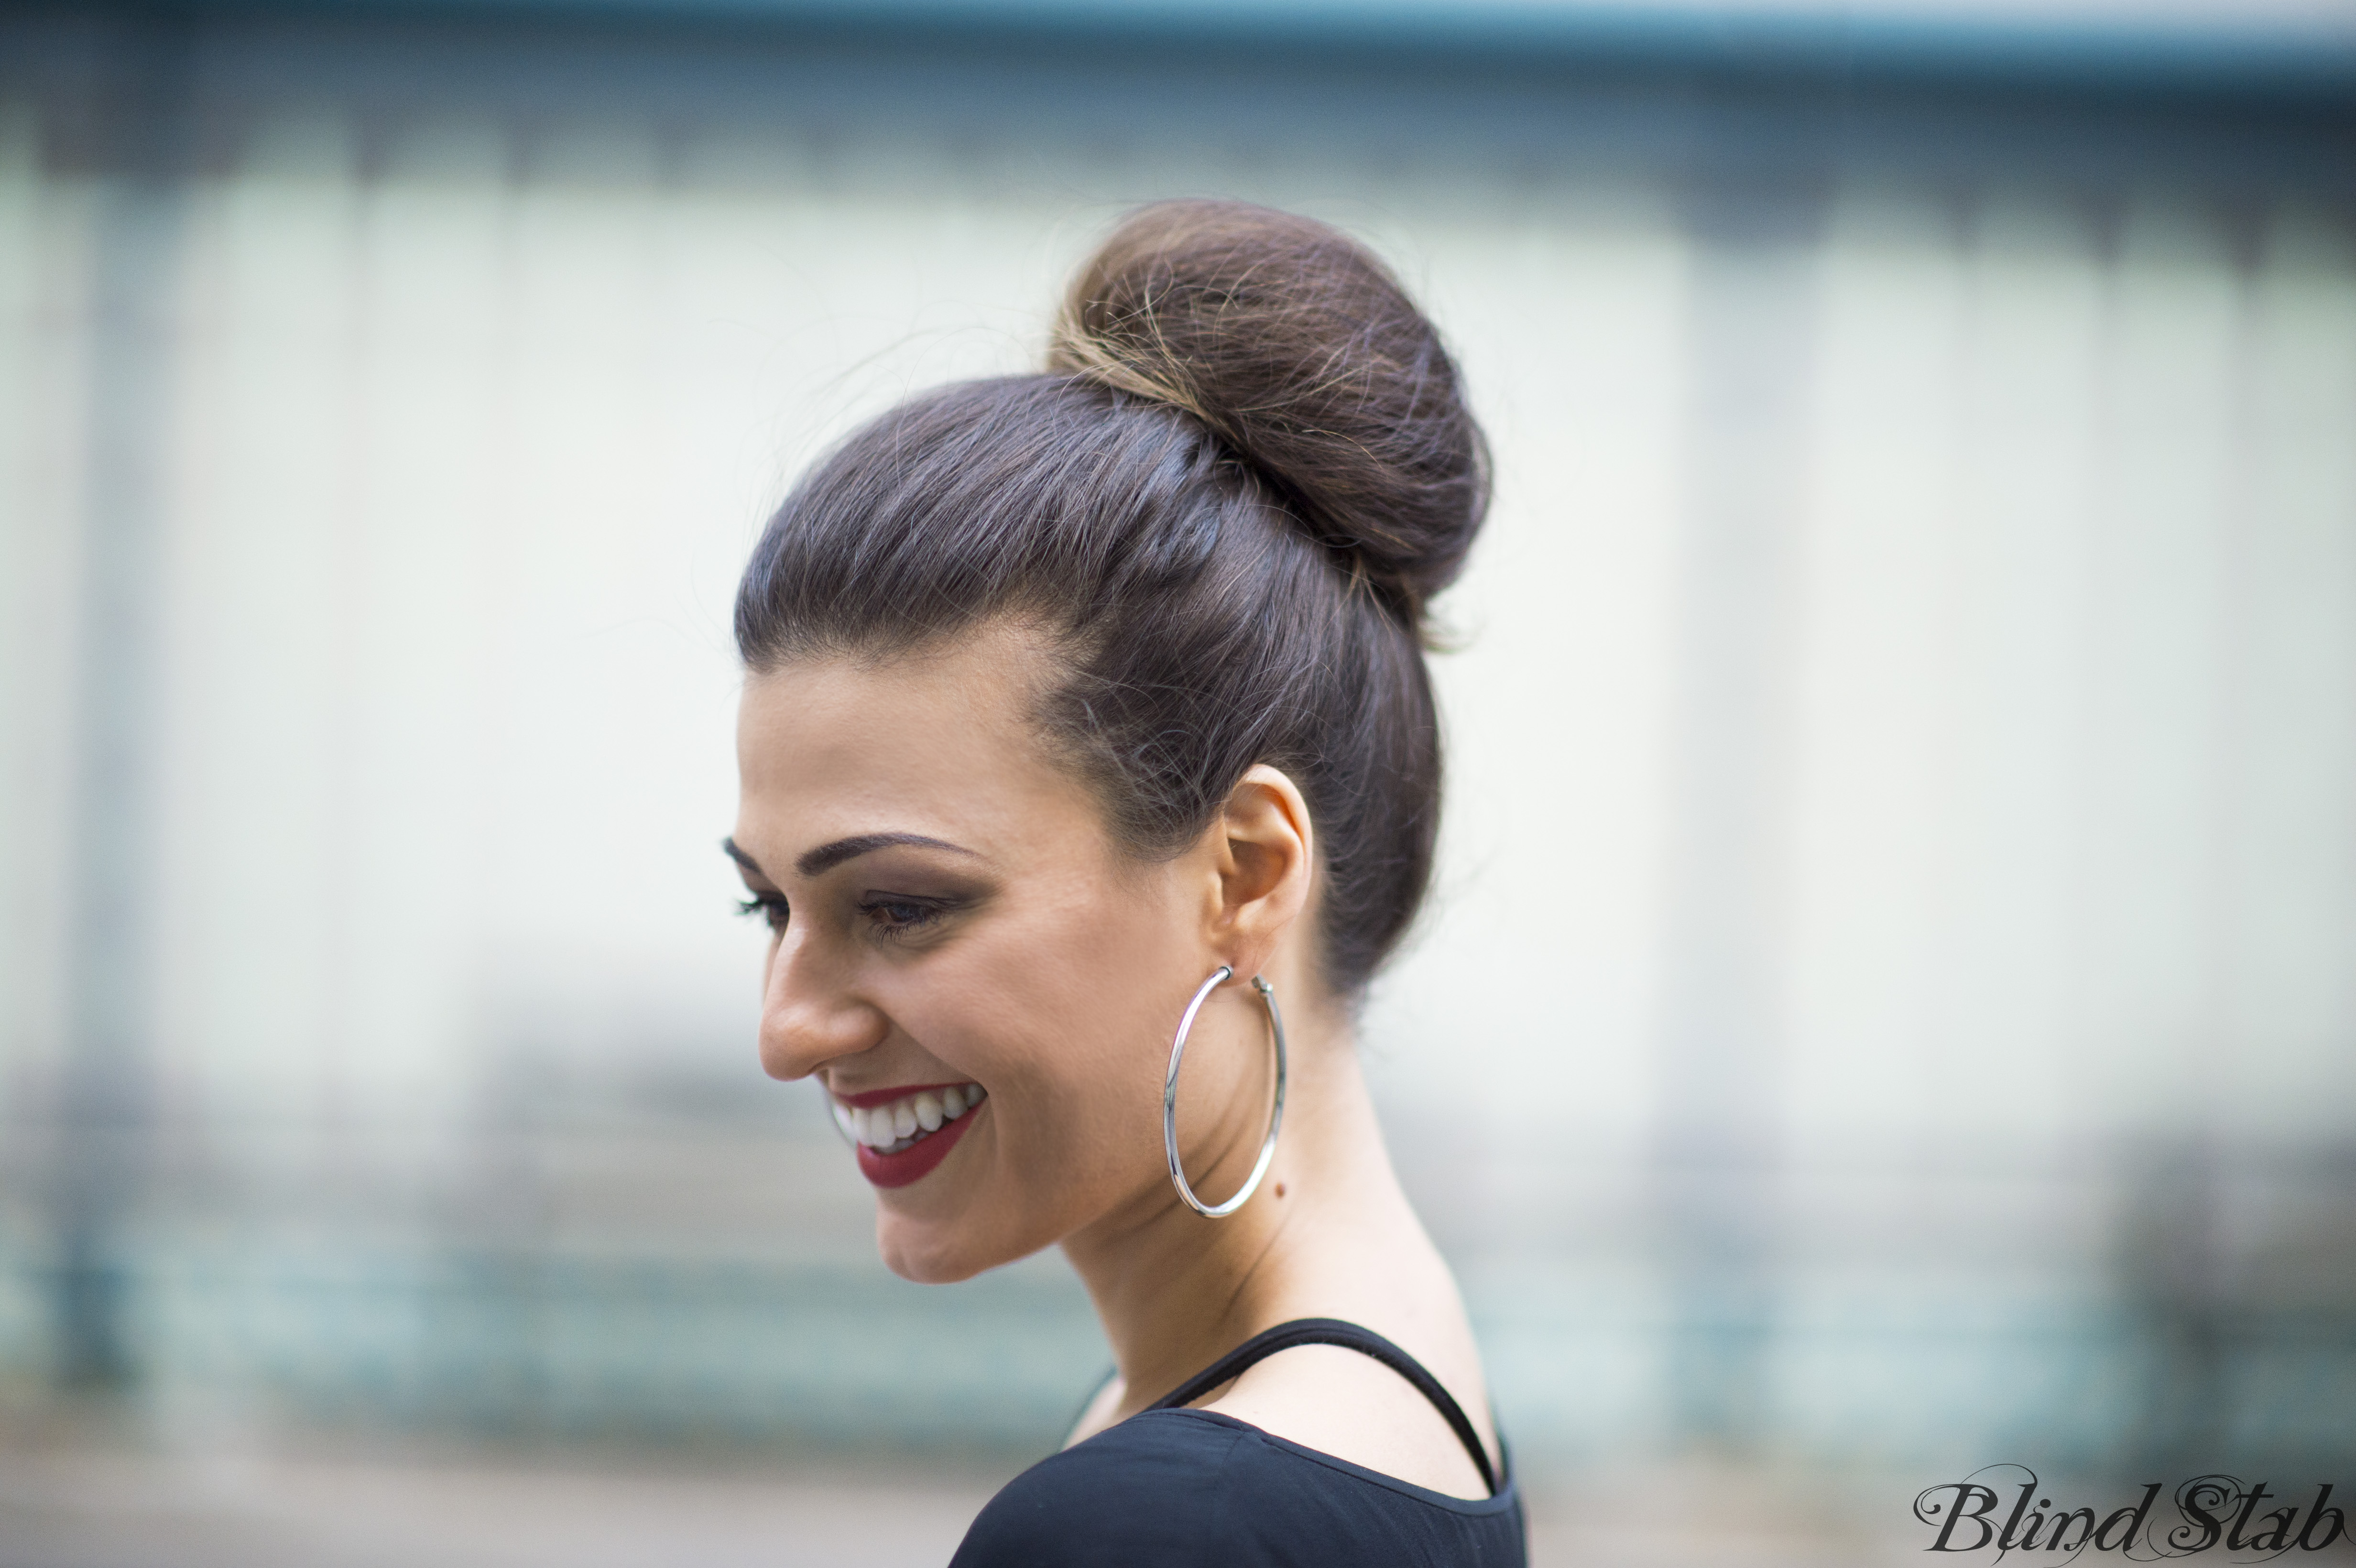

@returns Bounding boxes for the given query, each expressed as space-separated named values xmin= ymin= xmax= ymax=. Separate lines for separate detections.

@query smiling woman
xmin=725 ymin=201 xmax=1524 ymax=1565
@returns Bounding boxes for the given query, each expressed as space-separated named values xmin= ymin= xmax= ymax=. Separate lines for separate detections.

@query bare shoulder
xmin=1197 ymin=1339 xmax=1496 ymax=1500
xmin=1063 ymin=1369 xmax=1127 ymax=1448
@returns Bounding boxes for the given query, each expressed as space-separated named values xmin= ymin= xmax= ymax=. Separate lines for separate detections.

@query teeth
xmin=836 ymin=1084 xmax=984 ymax=1154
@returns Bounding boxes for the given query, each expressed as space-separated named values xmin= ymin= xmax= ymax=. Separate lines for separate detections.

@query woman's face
xmin=731 ymin=624 xmax=1254 ymax=1283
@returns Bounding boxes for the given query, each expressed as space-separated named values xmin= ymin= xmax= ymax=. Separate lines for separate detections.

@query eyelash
xmin=737 ymin=893 xmax=788 ymax=933
xmin=735 ymin=893 xmax=955 ymax=942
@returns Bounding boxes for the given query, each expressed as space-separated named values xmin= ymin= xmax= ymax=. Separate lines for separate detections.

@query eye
xmin=860 ymin=896 xmax=951 ymax=940
xmin=736 ymin=892 xmax=789 ymax=934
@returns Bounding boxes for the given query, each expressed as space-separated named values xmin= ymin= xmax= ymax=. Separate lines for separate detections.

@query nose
xmin=758 ymin=930 xmax=889 ymax=1081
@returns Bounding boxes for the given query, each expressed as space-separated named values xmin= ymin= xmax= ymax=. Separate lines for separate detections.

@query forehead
xmin=734 ymin=627 xmax=1100 ymax=872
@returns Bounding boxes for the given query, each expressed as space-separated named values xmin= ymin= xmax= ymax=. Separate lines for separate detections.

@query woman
xmin=726 ymin=199 xmax=1524 ymax=1565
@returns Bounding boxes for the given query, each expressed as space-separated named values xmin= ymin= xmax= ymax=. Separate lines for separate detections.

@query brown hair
xmin=735 ymin=199 xmax=1488 ymax=993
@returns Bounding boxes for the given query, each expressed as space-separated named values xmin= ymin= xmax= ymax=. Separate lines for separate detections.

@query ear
xmin=1203 ymin=764 xmax=1315 ymax=980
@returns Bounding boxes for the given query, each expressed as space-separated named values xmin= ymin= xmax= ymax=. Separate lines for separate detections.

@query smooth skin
xmin=732 ymin=619 xmax=1498 ymax=1498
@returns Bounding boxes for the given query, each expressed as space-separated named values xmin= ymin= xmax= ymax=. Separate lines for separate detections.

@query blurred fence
xmin=2 ymin=0 xmax=2355 ymax=1483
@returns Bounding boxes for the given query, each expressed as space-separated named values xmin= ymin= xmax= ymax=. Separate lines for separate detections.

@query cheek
xmin=881 ymin=871 xmax=1195 ymax=1238
xmin=944 ymin=894 xmax=1174 ymax=1132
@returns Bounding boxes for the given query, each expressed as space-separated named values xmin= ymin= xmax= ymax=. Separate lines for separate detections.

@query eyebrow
xmin=797 ymin=832 xmax=980 ymax=879
xmin=722 ymin=833 xmax=981 ymax=882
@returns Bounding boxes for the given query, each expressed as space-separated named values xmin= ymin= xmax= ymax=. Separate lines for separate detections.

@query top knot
xmin=1049 ymin=199 xmax=1488 ymax=626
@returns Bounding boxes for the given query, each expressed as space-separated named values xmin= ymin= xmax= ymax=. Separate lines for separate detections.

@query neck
xmin=1058 ymin=1006 xmax=1429 ymax=1413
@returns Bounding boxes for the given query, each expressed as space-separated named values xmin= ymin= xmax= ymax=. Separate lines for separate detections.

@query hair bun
xmin=1049 ymin=199 xmax=1488 ymax=622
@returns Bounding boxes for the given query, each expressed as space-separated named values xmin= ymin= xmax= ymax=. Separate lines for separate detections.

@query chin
xmin=875 ymin=1213 xmax=997 ymax=1284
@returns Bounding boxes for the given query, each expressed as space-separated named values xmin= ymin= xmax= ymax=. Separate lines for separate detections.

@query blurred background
xmin=2 ymin=0 xmax=2354 ymax=1562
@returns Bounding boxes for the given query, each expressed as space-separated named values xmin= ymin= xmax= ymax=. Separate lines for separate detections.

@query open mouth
xmin=833 ymin=1082 xmax=986 ymax=1154
xmin=831 ymin=1082 xmax=987 ymax=1189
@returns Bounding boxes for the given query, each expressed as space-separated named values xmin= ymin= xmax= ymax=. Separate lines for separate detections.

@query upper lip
xmin=829 ymin=1080 xmax=975 ymax=1110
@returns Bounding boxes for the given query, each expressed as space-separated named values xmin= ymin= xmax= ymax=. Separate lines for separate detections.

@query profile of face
xmin=731 ymin=621 xmax=1311 ymax=1284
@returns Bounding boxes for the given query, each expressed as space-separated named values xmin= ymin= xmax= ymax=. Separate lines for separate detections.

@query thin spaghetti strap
xmin=1146 ymin=1318 xmax=1498 ymax=1495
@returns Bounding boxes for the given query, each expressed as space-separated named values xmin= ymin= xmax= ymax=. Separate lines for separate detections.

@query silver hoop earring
xmin=1163 ymin=966 xmax=1287 ymax=1219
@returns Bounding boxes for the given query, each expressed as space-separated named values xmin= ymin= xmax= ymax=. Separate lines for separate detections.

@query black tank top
xmin=949 ymin=1318 xmax=1527 ymax=1567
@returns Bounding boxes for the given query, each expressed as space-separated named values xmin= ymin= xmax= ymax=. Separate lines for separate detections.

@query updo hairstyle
xmin=734 ymin=200 xmax=1488 ymax=993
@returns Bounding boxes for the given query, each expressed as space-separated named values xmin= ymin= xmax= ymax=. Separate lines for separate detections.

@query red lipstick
xmin=855 ymin=1101 xmax=981 ymax=1188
